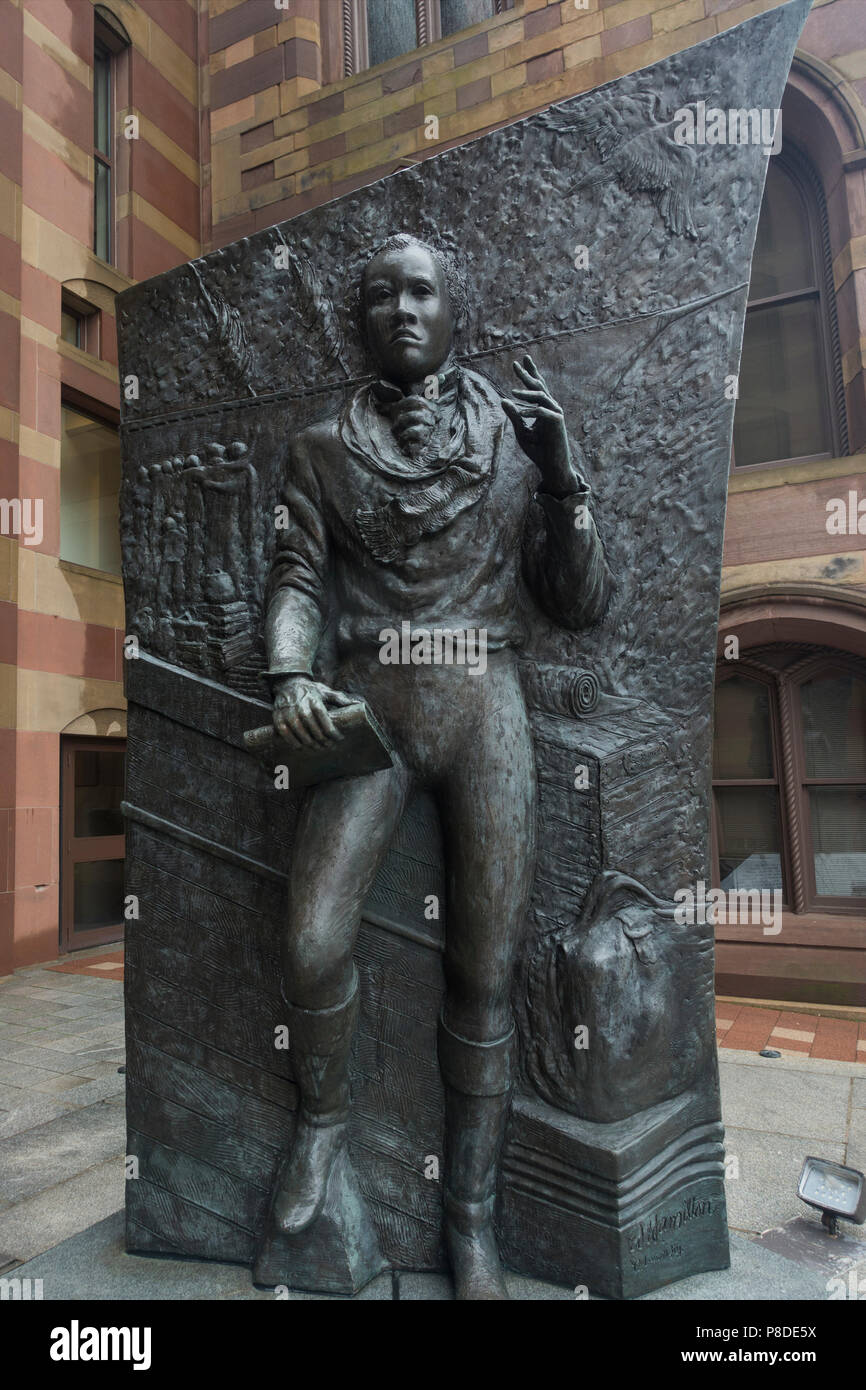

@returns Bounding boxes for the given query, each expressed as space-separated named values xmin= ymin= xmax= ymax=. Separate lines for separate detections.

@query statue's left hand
xmin=502 ymin=355 xmax=578 ymax=497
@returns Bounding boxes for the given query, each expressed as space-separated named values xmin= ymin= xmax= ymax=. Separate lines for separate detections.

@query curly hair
xmin=355 ymin=233 xmax=470 ymax=347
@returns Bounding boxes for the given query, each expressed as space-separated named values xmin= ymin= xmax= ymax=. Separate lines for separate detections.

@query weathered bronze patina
xmin=116 ymin=0 xmax=809 ymax=1300
xmin=257 ymin=235 xmax=611 ymax=1297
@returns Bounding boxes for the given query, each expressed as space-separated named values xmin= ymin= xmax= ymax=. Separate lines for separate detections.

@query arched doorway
xmin=59 ymin=709 xmax=127 ymax=952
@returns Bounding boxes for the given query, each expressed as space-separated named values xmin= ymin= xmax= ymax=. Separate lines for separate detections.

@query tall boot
xmin=271 ymin=969 xmax=359 ymax=1235
xmin=438 ymin=1014 xmax=514 ymax=1301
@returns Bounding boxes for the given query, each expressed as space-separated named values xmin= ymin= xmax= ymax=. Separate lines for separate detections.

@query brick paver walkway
xmin=44 ymin=951 xmax=124 ymax=982
xmin=716 ymin=1001 xmax=866 ymax=1062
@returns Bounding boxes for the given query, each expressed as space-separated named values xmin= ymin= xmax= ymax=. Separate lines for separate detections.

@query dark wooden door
xmin=60 ymin=736 xmax=126 ymax=952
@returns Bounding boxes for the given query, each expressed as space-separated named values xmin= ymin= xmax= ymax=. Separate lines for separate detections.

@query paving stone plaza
xmin=1 ymin=951 xmax=863 ymax=1301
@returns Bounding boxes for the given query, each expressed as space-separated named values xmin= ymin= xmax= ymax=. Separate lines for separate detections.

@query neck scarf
xmin=341 ymin=366 xmax=503 ymax=564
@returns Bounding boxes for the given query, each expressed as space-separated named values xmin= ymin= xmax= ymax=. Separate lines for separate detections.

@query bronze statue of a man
xmin=262 ymin=234 xmax=612 ymax=1299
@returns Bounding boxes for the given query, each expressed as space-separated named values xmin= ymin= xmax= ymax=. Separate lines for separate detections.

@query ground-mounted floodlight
xmin=797 ymin=1157 xmax=866 ymax=1235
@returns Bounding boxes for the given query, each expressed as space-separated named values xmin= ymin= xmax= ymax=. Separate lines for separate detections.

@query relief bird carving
xmin=189 ymin=261 xmax=256 ymax=395
xmin=548 ymin=91 xmax=700 ymax=240
xmin=273 ymin=228 xmax=349 ymax=376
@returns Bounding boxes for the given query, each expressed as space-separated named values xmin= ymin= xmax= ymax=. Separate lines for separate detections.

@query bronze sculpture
xmin=116 ymin=0 xmax=810 ymax=1300
xmin=260 ymin=235 xmax=612 ymax=1298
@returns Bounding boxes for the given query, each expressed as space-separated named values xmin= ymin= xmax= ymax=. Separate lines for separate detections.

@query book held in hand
xmin=243 ymin=700 xmax=394 ymax=788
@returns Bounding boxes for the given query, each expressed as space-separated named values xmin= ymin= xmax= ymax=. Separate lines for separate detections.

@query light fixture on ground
xmin=797 ymin=1157 xmax=866 ymax=1236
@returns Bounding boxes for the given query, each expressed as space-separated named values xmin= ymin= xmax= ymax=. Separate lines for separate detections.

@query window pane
xmin=440 ymin=0 xmax=495 ymax=36
xmin=800 ymin=671 xmax=866 ymax=779
xmin=808 ymin=788 xmax=866 ymax=897
xmin=716 ymin=786 xmax=783 ymax=892
xmin=749 ymin=161 xmax=814 ymax=301
xmin=94 ymin=45 xmax=111 ymax=157
xmin=713 ymin=677 xmax=774 ymax=779
xmin=733 ymin=297 xmax=831 ymax=466
xmin=61 ymin=310 xmax=82 ymax=347
xmin=60 ymin=406 xmax=122 ymax=574
xmin=74 ymin=749 xmax=125 ymax=837
xmin=94 ymin=158 xmax=111 ymax=262
xmin=367 ymin=0 xmax=417 ymax=67
xmin=73 ymin=859 xmax=124 ymax=933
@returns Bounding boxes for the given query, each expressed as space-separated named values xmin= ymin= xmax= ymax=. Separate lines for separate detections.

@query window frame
xmin=60 ymin=289 xmax=101 ymax=356
xmin=59 ymin=393 xmax=123 ymax=578
xmin=712 ymin=649 xmax=866 ymax=916
xmin=732 ymin=144 xmax=849 ymax=473
xmin=92 ymin=7 xmax=131 ymax=268
xmin=93 ymin=36 xmax=114 ymax=263
xmin=712 ymin=664 xmax=792 ymax=908
xmin=61 ymin=307 xmax=84 ymax=350
xmin=60 ymin=734 xmax=126 ymax=953
xmin=342 ymin=0 xmax=510 ymax=77
xmin=788 ymin=652 xmax=866 ymax=912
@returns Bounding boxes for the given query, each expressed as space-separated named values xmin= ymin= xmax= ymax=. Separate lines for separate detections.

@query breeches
xmin=284 ymin=649 xmax=537 ymax=1041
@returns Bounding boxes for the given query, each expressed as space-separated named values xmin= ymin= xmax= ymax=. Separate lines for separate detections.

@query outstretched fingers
xmin=513 ymin=354 xmax=549 ymax=393
xmin=511 ymin=387 xmax=562 ymax=412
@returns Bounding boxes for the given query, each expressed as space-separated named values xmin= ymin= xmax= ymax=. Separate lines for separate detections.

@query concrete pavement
xmin=1 ymin=956 xmax=864 ymax=1300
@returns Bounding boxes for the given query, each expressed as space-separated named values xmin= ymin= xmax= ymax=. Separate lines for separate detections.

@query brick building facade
xmin=0 ymin=0 xmax=206 ymax=973
xmin=1 ymin=0 xmax=865 ymax=1004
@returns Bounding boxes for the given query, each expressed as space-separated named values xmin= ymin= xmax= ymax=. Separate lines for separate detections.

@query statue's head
xmin=358 ymin=234 xmax=467 ymax=386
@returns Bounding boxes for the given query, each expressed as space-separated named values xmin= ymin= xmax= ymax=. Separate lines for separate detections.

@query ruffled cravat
xmin=339 ymin=366 xmax=504 ymax=564
xmin=370 ymin=366 xmax=460 ymax=465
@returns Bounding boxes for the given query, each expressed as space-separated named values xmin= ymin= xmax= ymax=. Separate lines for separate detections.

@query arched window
xmin=342 ymin=0 xmax=511 ymax=77
xmin=732 ymin=149 xmax=848 ymax=469
xmin=92 ymin=7 xmax=131 ymax=266
xmin=713 ymin=647 xmax=866 ymax=912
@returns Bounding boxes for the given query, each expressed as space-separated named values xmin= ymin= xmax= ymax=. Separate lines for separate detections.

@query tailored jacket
xmin=264 ymin=364 xmax=613 ymax=680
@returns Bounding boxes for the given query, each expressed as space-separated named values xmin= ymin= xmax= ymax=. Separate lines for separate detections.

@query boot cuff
xmin=443 ymin=1191 xmax=497 ymax=1236
xmin=285 ymin=968 xmax=360 ymax=1053
xmin=438 ymin=1014 xmax=515 ymax=1096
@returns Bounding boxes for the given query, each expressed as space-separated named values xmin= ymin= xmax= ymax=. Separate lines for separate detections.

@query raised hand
xmin=502 ymin=355 xmax=577 ymax=497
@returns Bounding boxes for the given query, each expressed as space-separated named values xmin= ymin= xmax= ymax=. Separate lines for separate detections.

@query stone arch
xmin=718 ymin=583 xmax=866 ymax=659
xmin=60 ymin=707 xmax=128 ymax=738
xmin=93 ymin=4 xmax=132 ymax=52
xmin=782 ymin=54 xmax=866 ymax=451
xmin=788 ymin=50 xmax=866 ymax=178
xmin=62 ymin=276 xmax=123 ymax=317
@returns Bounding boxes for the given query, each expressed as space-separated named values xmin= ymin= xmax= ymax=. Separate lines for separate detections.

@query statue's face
xmin=362 ymin=245 xmax=454 ymax=385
